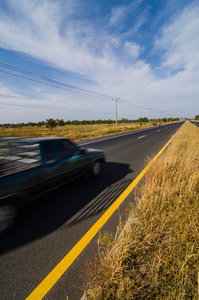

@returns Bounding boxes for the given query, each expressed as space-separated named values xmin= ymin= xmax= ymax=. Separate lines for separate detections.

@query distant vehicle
xmin=0 ymin=137 xmax=106 ymax=235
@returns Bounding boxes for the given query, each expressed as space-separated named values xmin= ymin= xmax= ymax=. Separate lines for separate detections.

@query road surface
xmin=0 ymin=122 xmax=184 ymax=300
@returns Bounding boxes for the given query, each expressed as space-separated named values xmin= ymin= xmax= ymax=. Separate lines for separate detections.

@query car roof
xmin=0 ymin=137 xmax=70 ymax=144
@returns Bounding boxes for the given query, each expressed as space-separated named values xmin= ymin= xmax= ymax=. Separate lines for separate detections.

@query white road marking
xmin=78 ymin=130 xmax=138 ymax=146
xmin=157 ymin=130 xmax=160 ymax=132
xmin=78 ymin=128 xmax=152 ymax=146
xmin=138 ymin=135 xmax=146 ymax=139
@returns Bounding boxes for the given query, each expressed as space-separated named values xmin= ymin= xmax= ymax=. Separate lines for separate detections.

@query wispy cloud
xmin=0 ymin=82 xmax=22 ymax=98
xmin=0 ymin=0 xmax=99 ymax=75
xmin=155 ymin=1 xmax=199 ymax=73
xmin=0 ymin=0 xmax=198 ymax=122
xmin=109 ymin=0 xmax=143 ymax=27
xmin=124 ymin=42 xmax=141 ymax=59
xmin=0 ymin=0 xmax=147 ymax=85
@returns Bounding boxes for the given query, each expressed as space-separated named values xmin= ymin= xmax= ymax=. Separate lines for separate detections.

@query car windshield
xmin=58 ymin=140 xmax=80 ymax=159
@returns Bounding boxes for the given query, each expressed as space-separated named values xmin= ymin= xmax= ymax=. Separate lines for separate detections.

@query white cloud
xmin=155 ymin=2 xmax=199 ymax=73
xmin=0 ymin=0 xmax=198 ymax=122
xmin=124 ymin=42 xmax=140 ymax=59
xmin=109 ymin=6 xmax=126 ymax=26
xmin=109 ymin=0 xmax=143 ymax=27
xmin=147 ymin=1 xmax=199 ymax=117
xmin=0 ymin=83 xmax=22 ymax=98
xmin=0 ymin=0 xmax=148 ymax=85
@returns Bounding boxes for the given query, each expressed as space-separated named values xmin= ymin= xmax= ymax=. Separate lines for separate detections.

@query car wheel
xmin=91 ymin=160 xmax=102 ymax=177
xmin=0 ymin=203 xmax=18 ymax=235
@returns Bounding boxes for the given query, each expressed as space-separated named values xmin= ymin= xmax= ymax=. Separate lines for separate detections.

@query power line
xmin=0 ymin=61 xmax=179 ymax=119
xmin=119 ymin=99 xmax=149 ymax=110
xmin=0 ymin=101 xmax=113 ymax=115
xmin=0 ymin=62 xmax=114 ymax=100
xmin=0 ymin=69 xmax=114 ymax=101
xmin=120 ymin=99 xmax=178 ymax=118
xmin=0 ymin=61 xmax=160 ymax=112
xmin=0 ymin=62 xmax=159 ymax=111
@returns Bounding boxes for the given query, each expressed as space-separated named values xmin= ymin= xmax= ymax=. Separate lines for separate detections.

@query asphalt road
xmin=0 ymin=122 xmax=184 ymax=300
xmin=191 ymin=121 xmax=199 ymax=128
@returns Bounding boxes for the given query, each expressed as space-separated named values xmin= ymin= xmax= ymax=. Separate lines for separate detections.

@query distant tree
xmin=37 ymin=122 xmax=43 ymax=127
xmin=56 ymin=119 xmax=65 ymax=126
xmin=195 ymin=114 xmax=199 ymax=120
xmin=65 ymin=120 xmax=71 ymax=125
xmin=120 ymin=118 xmax=129 ymax=123
xmin=17 ymin=123 xmax=24 ymax=129
xmin=81 ymin=120 xmax=88 ymax=125
xmin=71 ymin=120 xmax=81 ymax=125
xmin=139 ymin=117 xmax=149 ymax=123
xmin=162 ymin=118 xmax=167 ymax=122
xmin=28 ymin=122 xmax=36 ymax=127
xmin=46 ymin=118 xmax=57 ymax=130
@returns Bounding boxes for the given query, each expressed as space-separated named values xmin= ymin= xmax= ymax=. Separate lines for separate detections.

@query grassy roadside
xmin=0 ymin=122 xmax=164 ymax=141
xmin=84 ymin=121 xmax=199 ymax=300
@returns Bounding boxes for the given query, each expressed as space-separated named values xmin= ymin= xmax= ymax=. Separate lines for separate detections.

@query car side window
xmin=41 ymin=142 xmax=55 ymax=164
xmin=59 ymin=140 xmax=80 ymax=159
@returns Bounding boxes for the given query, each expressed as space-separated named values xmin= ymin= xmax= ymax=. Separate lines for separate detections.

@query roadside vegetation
xmin=0 ymin=122 xmax=152 ymax=140
xmin=0 ymin=118 xmax=179 ymax=141
xmin=83 ymin=121 xmax=199 ymax=300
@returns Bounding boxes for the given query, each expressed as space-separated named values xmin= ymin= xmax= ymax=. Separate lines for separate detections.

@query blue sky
xmin=0 ymin=0 xmax=198 ymax=123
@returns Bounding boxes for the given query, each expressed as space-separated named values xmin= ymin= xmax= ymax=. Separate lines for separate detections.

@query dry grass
xmin=84 ymin=121 xmax=199 ymax=300
xmin=0 ymin=122 xmax=161 ymax=141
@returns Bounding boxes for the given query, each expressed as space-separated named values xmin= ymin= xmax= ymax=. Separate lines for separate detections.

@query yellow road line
xmin=26 ymin=129 xmax=179 ymax=300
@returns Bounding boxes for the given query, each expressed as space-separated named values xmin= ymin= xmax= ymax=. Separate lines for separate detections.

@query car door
xmin=39 ymin=141 xmax=67 ymax=192
xmin=57 ymin=140 xmax=90 ymax=183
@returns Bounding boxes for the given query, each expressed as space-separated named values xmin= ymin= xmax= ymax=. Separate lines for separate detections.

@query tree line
xmin=0 ymin=117 xmax=182 ymax=130
xmin=1 ymin=117 xmax=181 ymax=129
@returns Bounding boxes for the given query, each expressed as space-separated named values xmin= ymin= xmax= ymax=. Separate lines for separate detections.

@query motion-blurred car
xmin=0 ymin=137 xmax=106 ymax=234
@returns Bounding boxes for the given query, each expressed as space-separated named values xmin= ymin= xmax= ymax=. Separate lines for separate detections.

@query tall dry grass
xmin=84 ymin=121 xmax=199 ymax=300
xmin=0 ymin=122 xmax=160 ymax=141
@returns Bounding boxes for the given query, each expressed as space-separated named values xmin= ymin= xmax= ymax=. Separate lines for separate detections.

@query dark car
xmin=0 ymin=137 xmax=106 ymax=234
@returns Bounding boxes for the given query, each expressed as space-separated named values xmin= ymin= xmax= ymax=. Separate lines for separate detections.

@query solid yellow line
xmin=26 ymin=129 xmax=180 ymax=300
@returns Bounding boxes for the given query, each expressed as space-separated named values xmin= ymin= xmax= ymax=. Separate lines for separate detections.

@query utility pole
xmin=112 ymin=97 xmax=120 ymax=126
xmin=148 ymin=108 xmax=152 ymax=123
